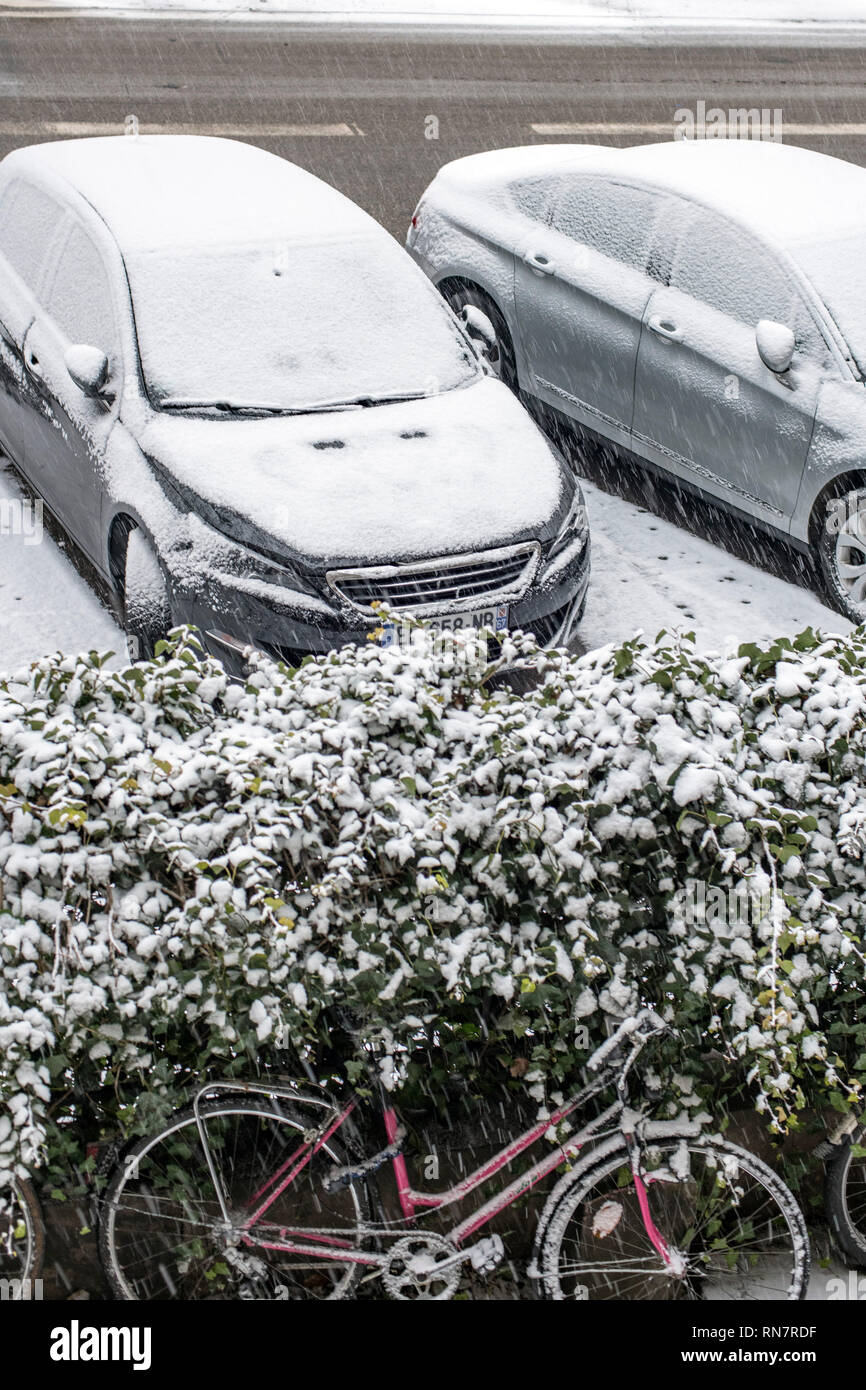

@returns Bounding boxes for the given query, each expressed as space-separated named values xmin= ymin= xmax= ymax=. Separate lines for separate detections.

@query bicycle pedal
xmin=468 ymin=1234 xmax=504 ymax=1275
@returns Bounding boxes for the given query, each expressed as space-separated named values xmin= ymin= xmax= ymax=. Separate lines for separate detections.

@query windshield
xmin=796 ymin=232 xmax=866 ymax=376
xmin=126 ymin=235 xmax=478 ymax=411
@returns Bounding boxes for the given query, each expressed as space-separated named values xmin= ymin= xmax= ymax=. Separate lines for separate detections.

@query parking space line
xmin=531 ymin=120 xmax=866 ymax=135
xmin=0 ymin=120 xmax=360 ymax=137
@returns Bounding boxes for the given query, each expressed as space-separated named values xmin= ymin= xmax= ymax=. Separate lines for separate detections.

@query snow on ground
xmin=576 ymin=477 xmax=851 ymax=658
xmin=0 ymin=458 xmax=122 ymax=672
xmin=3 ymin=0 xmax=866 ymax=29
xmin=0 ymin=447 xmax=849 ymax=674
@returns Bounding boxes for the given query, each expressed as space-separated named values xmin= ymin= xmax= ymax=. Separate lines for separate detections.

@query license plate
xmin=378 ymin=604 xmax=509 ymax=648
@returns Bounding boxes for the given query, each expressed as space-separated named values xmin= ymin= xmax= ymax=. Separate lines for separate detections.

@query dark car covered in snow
xmin=0 ymin=135 xmax=590 ymax=669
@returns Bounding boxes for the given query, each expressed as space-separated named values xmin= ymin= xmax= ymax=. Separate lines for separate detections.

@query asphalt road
xmin=0 ymin=17 xmax=865 ymax=238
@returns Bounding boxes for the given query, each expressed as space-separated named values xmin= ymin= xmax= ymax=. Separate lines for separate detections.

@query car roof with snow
xmin=435 ymin=138 xmax=866 ymax=254
xmin=1 ymin=134 xmax=380 ymax=251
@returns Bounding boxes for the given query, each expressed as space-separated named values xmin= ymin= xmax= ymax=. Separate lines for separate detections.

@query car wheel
xmin=817 ymin=487 xmax=866 ymax=624
xmin=123 ymin=526 xmax=171 ymax=661
xmin=441 ymin=284 xmax=519 ymax=393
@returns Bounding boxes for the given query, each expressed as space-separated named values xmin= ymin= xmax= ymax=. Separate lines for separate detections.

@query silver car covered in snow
xmin=407 ymin=138 xmax=866 ymax=622
xmin=0 ymin=135 xmax=589 ymax=669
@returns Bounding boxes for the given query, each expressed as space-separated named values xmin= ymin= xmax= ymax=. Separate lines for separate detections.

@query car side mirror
xmin=459 ymin=305 xmax=501 ymax=371
xmin=65 ymin=343 xmax=109 ymax=398
xmin=756 ymin=320 xmax=795 ymax=374
xmin=460 ymin=304 xmax=496 ymax=349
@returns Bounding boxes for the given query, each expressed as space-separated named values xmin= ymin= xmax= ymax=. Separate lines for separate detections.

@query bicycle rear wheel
xmin=99 ymin=1097 xmax=369 ymax=1300
xmin=539 ymin=1136 xmax=809 ymax=1300
xmin=825 ymin=1130 xmax=866 ymax=1266
xmin=1 ymin=1179 xmax=44 ymax=1293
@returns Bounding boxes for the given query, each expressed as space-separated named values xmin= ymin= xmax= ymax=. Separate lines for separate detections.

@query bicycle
xmin=0 ymin=1178 xmax=44 ymax=1296
xmin=96 ymin=1008 xmax=810 ymax=1301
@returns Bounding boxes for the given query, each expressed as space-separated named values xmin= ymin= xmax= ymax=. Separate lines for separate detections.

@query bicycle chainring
xmin=382 ymin=1233 xmax=461 ymax=1301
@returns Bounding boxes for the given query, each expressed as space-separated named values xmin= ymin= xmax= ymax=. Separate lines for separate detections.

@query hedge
xmin=1 ymin=617 xmax=865 ymax=1186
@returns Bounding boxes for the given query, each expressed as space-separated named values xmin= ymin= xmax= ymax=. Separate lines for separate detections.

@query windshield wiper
xmin=160 ymin=392 xmax=430 ymax=416
xmin=330 ymin=391 xmax=429 ymax=409
xmin=160 ymin=400 xmax=289 ymax=416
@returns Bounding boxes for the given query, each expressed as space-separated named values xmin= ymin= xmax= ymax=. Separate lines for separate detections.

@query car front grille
xmin=326 ymin=541 xmax=541 ymax=617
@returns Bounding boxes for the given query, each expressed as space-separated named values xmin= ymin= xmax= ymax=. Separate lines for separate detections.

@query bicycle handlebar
xmin=586 ymin=1007 xmax=669 ymax=1073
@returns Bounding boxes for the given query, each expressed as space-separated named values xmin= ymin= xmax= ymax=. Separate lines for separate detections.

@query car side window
xmin=506 ymin=175 xmax=561 ymax=222
xmin=550 ymin=177 xmax=663 ymax=272
xmin=0 ymin=179 xmax=66 ymax=296
xmin=43 ymin=221 xmax=120 ymax=365
xmin=671 ymin=206 xmax=831 ymax=365
xmin=671 ymin=208 xmax=795 ymax=326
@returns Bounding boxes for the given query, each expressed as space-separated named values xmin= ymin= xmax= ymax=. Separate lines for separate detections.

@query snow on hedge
xmin=1 ymin=620 xmax=865 ymax=1182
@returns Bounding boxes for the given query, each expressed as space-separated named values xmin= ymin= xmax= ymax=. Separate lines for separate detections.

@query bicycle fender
xmin=194 ymin=1077 xmax=341 ymax=1114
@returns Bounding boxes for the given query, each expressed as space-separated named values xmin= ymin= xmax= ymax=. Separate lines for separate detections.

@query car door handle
xmin=523 ymin=251 xmax=556 ymax=276
xmin=647 ymin=316 xmax=683 ymax=343
xmin=25 ymin=348 xmax=41 ymax=377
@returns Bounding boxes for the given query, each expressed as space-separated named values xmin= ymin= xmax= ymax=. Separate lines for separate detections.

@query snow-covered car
xmin=0 ymin=135 xmax=590 ymax=670
xmin=407 ymin=138 xmax=866 ymax=622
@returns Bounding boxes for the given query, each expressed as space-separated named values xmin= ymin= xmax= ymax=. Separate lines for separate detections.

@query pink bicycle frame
xmin=235 ymin=1087 xmax=676 ymax=1270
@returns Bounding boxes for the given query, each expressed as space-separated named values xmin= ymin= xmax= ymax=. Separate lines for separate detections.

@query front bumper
xmin=168 ymin=535 xmax=591 ymax=677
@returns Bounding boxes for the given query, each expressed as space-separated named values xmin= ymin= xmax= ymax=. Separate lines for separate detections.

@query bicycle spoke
xmin=103 ymin=1101 xmax=365 ymax=1300
xmin=542 ymin=1139 xmax=807 ymax=1300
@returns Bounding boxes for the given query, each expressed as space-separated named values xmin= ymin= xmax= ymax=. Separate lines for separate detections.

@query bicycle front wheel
xmin=99 ymin=1097 xmax=369 ymax=1301
xmin=539 ymin=1136 xmax=809 ymax=1300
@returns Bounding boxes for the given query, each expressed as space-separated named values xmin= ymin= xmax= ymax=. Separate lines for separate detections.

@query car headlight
xmin=546 ymin=488 xmax=589 ymax=568
xmin=195 ymin=521 xmax=312 ymax=593
xmin=150 ymin=458 xmax=318 ymax=598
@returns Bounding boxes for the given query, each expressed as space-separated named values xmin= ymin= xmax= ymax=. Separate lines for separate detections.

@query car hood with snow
xmin=139 ymin=376 xmax=569 ymax=569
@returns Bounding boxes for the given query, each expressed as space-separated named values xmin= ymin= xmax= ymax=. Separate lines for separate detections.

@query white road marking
xmin=0 ymin=120 xmax=360 ymax=137
xmin=531 ymin=121 xmax=866 ymax=136
xmin=3 ymin=5 xmax=866 ymax=45
xmin=0 ymin=118 xmax=857 ymax=142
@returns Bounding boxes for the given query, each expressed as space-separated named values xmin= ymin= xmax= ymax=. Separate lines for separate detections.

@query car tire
xmin=122 ymin=526 xmax=171 ymax=661
xmin=817 ymin=487 xmax=866 ymax=624
xmin=440 ymin=283 xmax=519 ymax=394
